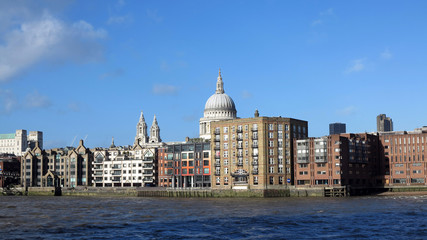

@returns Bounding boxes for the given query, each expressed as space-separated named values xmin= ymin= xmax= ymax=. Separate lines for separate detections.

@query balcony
xmin=237 ymin=162 xmax=243 ymax=167
xmin=214 ymin=172 xmax=221 ymax=176
xmin=143 ymin=164 xmax=153 ymax=169
xmin=214 ymin=137 xmax=221 ymax=142
xmin=237 ymin=136 xmax=243 ymax=141
xmin=252 ymin=170 xmax=259 ymax=175
xmin=214 ymin=146 xmax=221 ymax=150
xmin=94 ymin=172 xmax=103 ymax=176
xmin=252 ymin=144 xmax=258 ymax=148
xmin=251 ymin=161 xmax=258 ymax=166
xmin=143 ymin=171 xmax=153 ymax=176
xmin=214 ymin=129 xmax=220 ymax=134
xmin=111 ymin=166 xmax=121 ymax=169
xmin=215 ymin=155 xmax=221 ymax=159
xmin=252 ymin=136 xmax=258 ymax=140
xmin=297 ymin=159 xmax=309 ymax=164
xmin=252 ymin=153 xmax=258 ymax=157
xmin=214 ymin=162 xmax=221 ymax=167
xmin=112 ymin=172 xmax=121 ymax=176
xmin=143 ymin=158 xmax=153 ymax=163
xmin=236 ymin=129 xmax=243 ymax=133
xmin=143 ymin=177 xmax=153 ymax=182
xmin=251 ymin=128 xmax=258 ymax=132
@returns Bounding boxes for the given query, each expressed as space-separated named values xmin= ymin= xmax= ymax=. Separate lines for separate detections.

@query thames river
xmin=0 ymin=195 xmax=426 ymax=239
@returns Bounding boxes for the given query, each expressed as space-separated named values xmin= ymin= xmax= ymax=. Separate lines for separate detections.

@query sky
xmin=1 ymin=0 xmax=427 ymax=149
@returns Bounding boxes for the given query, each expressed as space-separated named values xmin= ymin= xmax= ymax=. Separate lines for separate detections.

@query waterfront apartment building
xmin=21 ymin=140 xmax=92 ymax=187
xmin=380 ymin=127 xmax=427 ymax=186
xmin=157 ymin=146 xmax=173 ymax=187
xmin=329 ymin=123 xmax=346 ymax=135
xmin=210 ymin=114 xmax=308 ymax=190
xmin=0 ymin=154 xmax=21 ymax=188
xmin=91 ymin=143 xmax=160 ymax=187
xmin=164 ymin=142 xmax=211 ymax=188
xmin=377 ymin=114 xmax=393 ymax=132
xmin=0 ymin=130 xmax=43 ymax=156
xmin=294 ymin=133 xmax=381 ymax=188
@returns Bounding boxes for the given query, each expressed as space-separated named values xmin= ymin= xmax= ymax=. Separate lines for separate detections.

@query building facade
xmin=199 ymin=69 xmax=237 ymax=140
xmin=0 ymin=130 xmax=43 ymax=156
xmin=294 ymin=133 xmax=381 ymax=188
xmin=210 ymin=114 xmax=308 ymax=190
xmin=165 ymin=142 xmax=211 ymax=188
xmin=0 ymin=154 xmax=21 ymax=188
xmin=329 ymin=123 xmax=346 ymax=135
xmin=380 ymin=127 xmax=427 ymax=186
xmin=377 ymin=114 xmax=393 ymax=132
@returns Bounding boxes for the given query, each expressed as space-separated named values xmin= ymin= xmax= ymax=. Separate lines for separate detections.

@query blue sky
xmin=1 ymin=0 xmax=427 ymax=149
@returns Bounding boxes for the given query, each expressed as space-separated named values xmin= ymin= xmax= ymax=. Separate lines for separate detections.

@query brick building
xmin=210 ymin=114 xmax=307 ymax=190
xmin=294 ymin=133 xmax=381 ymax=188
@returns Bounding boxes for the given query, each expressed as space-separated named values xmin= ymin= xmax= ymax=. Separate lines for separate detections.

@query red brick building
xmin=294 ymin=133 xmax=381 ymax=188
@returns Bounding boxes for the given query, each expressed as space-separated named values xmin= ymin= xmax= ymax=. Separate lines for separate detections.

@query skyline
xmin=1 ymin=1 xmax=427 ymax=149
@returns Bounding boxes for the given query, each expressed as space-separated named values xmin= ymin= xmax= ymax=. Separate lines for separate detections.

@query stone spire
xmin=215 ymin=68 xmax=224 ymax=94
xmin=135 ymin=111 xmax=148 ymax=145
xmin=149 ymin=115 xmax=161 ymax=143
xmin=110 ymin=137 xmax=116 ymax=148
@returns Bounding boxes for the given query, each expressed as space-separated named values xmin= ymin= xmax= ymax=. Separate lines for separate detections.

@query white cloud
xmin=152 ymin=84 xmax=179 ymax=95
xmin=311 ymin=19 xmax=323 ymax=26
xmin=381 ymin=48 xmax=392 ymax=60
xmin=146 ymin=9 xmax=163 ymax=23
xmin=99 ymin=68 xmax=124 ymax=80
xmin=107 ymin=15 xmax=132 ymax=25
xmin=336 ymin=106 xmax=357 ymax=116
xmin=242 ymin=90 xmax=253 ymax=99
xmin=320 ymin=8 xmax=334 ymax=16
xmin=345 ymin=59 xmax=366 ymax=73
xmin=0 ymin=9 xmax=106 ymax=82
xmin=25 ymin=90 xmax=52 ymax=108
xmin=0 ymin=89 xmax=18 ymax=113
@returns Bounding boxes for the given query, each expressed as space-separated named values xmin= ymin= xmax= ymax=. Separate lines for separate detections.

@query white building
xmin=199 ymin=69 xmax=237 ymax=140
xmin=0 ymin=130 xmax=43 ymax=156
xmin=91 ymin=111 xmax=165 ymax=187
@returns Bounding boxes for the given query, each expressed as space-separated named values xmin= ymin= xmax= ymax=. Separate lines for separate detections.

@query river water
xmin=0 ymin=195 xmax=426 ymax=239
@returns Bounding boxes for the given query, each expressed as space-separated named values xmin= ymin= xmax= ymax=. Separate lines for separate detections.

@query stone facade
xmin=0 ymin=130 xmax=43 ymax=156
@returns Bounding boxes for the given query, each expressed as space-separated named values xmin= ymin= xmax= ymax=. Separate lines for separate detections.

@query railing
xmin=214 ymin=146 xmax=221 ymax=150
xmin=252 ymin=136 xmax=258 ymax=140
xmin=236 ymin=129 xmax=243 ymax=133
xmin=214 ymin=130 xmax=220 ymax=134
xmin=237 ymin=162 xmax=243 ymax=166
xmin=252 ymin=144 xmax=258 ymax=148
xmin=252 ymin=170 xmax=258 ymax=175
xmin=214 ymin=172 xmax=220 ymax=176
xmin=252 ymin=153 xmax=258 ymax=157
xmin=214 ymin=138 xmax=221 ymax=142
xmin=214 ymin=162 xmax=221 ymax=167
xmin=251 ymin=128 xmax=258 ymax=132
xmin=251 ymin=161 xmax=258 ymax=166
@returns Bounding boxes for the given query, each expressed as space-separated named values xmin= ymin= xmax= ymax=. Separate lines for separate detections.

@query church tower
xmin=149 ymin=115 xmax=161 ymax=143
xmin=135 ymin=111 xmax=148 ymax=145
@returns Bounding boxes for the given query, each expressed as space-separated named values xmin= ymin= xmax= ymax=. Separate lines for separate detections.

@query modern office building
xmin=379 ymin=127 xmax=427 ymax=186
xmin=329 ymin=123 xmax=346 ymax=135
xmin=294 ymin=133 xmax=381 ymax=188
xmin=0 ymin=130 xmax=43 ymax=156
xmin=165 ymin=142 xmax=211 ymax=188
xmin=377 ymin=114 xmax=393 ymax=132
xmin=199 ymin=69 xmax=238 ymax=140
xmin=210 ymin=112 xmax=308 ymax=190
xmin=157 ymin=146 xmax=173 ymax=187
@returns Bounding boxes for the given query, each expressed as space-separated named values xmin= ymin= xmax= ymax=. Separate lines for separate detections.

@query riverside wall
xmin=23 ymin=186 xmax=427 ymax=197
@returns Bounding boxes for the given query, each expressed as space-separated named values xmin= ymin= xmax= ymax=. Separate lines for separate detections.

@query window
xmin=299 ymin=171 xmax=308 ymax=175
xmin=253 ymin=176 xmax=258 ymax=185
xmin=224 ymin=177 xmax=229 ymax=185
xmin=269 ymin=176 xmax=274 ymax=185
xmin=269 ymin=132 xmax=274 ymax=139
xmin=269 ymin=124 xmax=274 ymax=130
xmin=269 ymin=167 xmax=274 ymax=173
xmin=203 ymin=152 xmax=209 ymax=158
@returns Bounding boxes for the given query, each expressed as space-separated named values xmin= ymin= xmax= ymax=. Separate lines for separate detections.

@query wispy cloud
xmin=0 ymin=6 xmax=106 ymax=82
xmin=68 ymin=102 xmax=81 ymax=112
xmin=152 ymin=84 xmax=179 ymax=96
xmin=320 ymin=8 xmax=334 ymax=16
xmin=99 ymin=68 xmax=124 ymax=79
xmin=336 ymin=106 xmax=357 ymax=116
xmin=0 ymin=89 xmax=18 ymax=113
xmin=242 ymin=90 xmax=253 ymax=99
xmin=146 ymin=9 xmax=162 ymax=23
xmin=345 ymin=59 xmax=366 ymax=73
xmin=107 ymin=15 xmax=132 ymax=25
xmin=381 ymin=48 xmax=392 ymax=60
xmin=311 ymin=19 xmax=323 ymax=26
xmin=25 ymin=90 xmax=52 ymax=108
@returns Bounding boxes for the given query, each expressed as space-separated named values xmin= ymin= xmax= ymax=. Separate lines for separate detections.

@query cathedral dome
xmin=204 ymin=93 xmax=236 ymax=112
xmin=202 ymin=69 xmax=237 ymax=119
